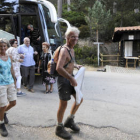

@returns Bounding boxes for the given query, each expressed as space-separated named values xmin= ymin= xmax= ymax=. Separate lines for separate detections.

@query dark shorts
xmin=57 ymin=76 xmax=76 ymax=101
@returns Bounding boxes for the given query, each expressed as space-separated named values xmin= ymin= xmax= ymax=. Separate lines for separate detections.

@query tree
xmin=57 ymin=0 xmax=63 ymax=18
xmin=71 ymin=0 xmax=96 ymax=12
xmin=67 ymin=0 xmax=71 ymax=11
xmin=49 ymin=0 xmax=57 ymax=5
xmin=101 ymin=0 xmax=140 ymax=27
xmin=85 ymin=0 xmax=111 ymax=41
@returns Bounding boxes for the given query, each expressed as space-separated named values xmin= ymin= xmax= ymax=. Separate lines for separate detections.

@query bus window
xmin=19 ymin=4 xmax=36 ymax=14
xmin=0 ymin=16 xmax=13 ymax=34
xmin=21 ymin=16 xmax=38 ymax=29
xmin=0 ymin=15 xmax=17 ymax=41
xmin=42 ymin=5 xmax=62 ymax=50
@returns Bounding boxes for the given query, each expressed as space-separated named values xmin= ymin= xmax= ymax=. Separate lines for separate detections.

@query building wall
xmin=121 ymin=31 xmax=140 ymax=41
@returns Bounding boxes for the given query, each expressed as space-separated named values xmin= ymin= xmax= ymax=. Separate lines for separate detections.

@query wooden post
xmin=101 ymin=53 xmax=103 ymax=67
xmin=134 ymin=59 xmax=136 ymax=68
xmin=125 ymin=59 xmax=128 ymax=68
xmin=138 ymin=56 xmax=140 ymax=66
xmin=117 ymin=53 xmax=119 ymax=66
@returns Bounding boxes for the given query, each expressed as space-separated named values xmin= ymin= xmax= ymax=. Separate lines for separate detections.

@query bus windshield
xmin=42 ymin=5 xmax=62 ymax=47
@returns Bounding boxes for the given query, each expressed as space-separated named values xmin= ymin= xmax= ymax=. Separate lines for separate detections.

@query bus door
xmin=18 ymin=3 xmax=44 ymax=44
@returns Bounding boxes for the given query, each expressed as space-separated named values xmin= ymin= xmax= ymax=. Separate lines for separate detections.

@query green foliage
xmin=60 ymin=0 xmax=140 ymax=41
xmin=49 ymin=0 xmax=57 ymax=5
xmin=71 ymin=0 xmax=96 ymax=12
xmin=114 ymin=10 xmax=140 ymax=27
xmin=85 ymin=0 xmax=111 ymax=29
xmin=79 ymin=25 xmax=90 ymax=38
xmin=62 ymin=11 xmax=86 ymax=27
xmin=62 ymin=7 xmax=90 ymax=38
xmin=74 ymin=44 xmax=97 ymax=65
xmin=85 ymin=0 xmax=112 ymax=41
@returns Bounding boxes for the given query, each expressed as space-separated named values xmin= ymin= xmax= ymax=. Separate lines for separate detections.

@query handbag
xmin=43 ymin=71 xmax=56 ymax=84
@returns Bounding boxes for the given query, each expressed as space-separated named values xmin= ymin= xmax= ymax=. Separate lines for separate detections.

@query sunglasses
xmin=70 ymin=36 xmax=79 ymax=39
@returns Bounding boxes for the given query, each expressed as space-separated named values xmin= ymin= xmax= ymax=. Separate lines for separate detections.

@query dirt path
xmin=1 ymin=124 xmax=140 ymax=140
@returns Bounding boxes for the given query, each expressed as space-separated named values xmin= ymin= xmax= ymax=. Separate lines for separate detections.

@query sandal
xmin=45 ymin=90 xmax=49 ymax=94
xmin=50 ymin=90 xmax=53 ymax=93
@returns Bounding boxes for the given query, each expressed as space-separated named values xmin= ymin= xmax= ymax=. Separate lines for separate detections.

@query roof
xmin=114 ymin=26 xmax=140 ymax=32
xmin=112 ymin=26 xmax=140 ymax=42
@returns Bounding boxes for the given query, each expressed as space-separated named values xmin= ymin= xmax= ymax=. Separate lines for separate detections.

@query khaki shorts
xmin=0 ymin=83 xmax=17 ymax=107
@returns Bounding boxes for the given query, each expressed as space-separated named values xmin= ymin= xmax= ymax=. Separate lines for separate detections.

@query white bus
xmin=0 ymin=0 xmax=70 ymax=51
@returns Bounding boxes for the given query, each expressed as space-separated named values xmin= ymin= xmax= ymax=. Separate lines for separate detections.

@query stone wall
xmin=78 ymin=38 xmax=119 ymax=55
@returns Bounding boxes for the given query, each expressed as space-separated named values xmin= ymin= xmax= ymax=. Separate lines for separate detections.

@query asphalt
xmin=1 ymin=68 xmax=140 ymax=140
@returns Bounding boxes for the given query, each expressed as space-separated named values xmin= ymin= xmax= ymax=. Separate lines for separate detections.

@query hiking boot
xmin=64 ymin=117 xmax=80 ymax=132
xmin=55 ymin=125 xmax=72 ymax=139
xmin=4 ymin=113 xmax=9 ymax=124
xmin=0 ymin=123 xmax=8 ymax=137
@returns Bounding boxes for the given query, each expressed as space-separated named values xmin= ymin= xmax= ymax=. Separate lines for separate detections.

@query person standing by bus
xmin=27 ymin=24 xmax=41 ymax=66
xmin=55 ymin=27 xmax=83 ymax=139
xmin=38 ymin=42 xmax=55 ymax=94
xmin=27 ymin=24 xmax=40 ymax=46
xmin=0 ymin=38 xmax=17 ymax=137
xmin=18 ymin=37 xmax=38 ymax=93
xmin=6 ymin=39 xmax=26 ymax=97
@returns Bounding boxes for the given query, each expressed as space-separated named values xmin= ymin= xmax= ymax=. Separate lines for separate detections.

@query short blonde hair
xmin=0 ymin=38 xmax=10 ymax=48
xmin=42 ymin=42 xmax=50 ymax=49
xmin=65 ymin=26 xmax=80 ymax=38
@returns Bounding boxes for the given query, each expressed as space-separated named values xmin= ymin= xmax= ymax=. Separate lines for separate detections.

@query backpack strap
xmin=57 ymin=46 xmax=74 ymax=68
xmin=63 ymin=47 xmax=74 ymax=68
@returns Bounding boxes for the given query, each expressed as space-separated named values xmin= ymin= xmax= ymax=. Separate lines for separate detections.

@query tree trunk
xmin=57 ymin=0 xmax=62 ymax=18
xmin=96 ymin=29 xmax=99 ymax=42
xmin=67 ymin=0 xmax=71 ymax=11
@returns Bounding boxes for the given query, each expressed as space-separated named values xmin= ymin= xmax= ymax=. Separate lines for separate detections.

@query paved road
xmin=1 ymin=70 xmax=140 ymax=140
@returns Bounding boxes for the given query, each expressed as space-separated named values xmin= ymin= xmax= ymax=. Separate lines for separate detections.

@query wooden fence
xmin=100 ymin=53 xmax=120 ymax=66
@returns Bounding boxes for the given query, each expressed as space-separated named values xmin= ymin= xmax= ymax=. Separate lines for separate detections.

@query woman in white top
xmin=6 ymin=39 xmax=26 ymax=97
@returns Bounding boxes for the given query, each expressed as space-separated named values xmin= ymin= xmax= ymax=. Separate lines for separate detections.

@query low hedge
xmin=74 ymin=44 xmax=97 ymax=65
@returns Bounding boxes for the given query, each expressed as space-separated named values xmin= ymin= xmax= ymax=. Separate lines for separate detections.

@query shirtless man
xmin=55 ymin=27 xmax=83 ymax=139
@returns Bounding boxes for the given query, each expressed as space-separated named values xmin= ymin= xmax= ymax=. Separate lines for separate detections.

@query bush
xmin=74 ymin=44 xmax=97 ymax=65
xmin=79 ymin=25 xmax=90 ymax=38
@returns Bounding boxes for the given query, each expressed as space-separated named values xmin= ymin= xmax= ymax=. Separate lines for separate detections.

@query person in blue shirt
xmin=0 ymin=38 xmax=17 ymax=137
xmin=18 ymin=37 xmax=38 ymax=93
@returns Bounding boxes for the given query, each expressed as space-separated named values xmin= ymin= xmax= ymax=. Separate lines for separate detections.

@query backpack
xmin=47 ymin=46 xmax=62 ymax=76
xmin=47 ymin=46 xmax=73 ymax=77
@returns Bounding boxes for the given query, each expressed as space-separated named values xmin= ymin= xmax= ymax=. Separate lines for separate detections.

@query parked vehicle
xmin=0 ymin=0 xmax=70 ymax=74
